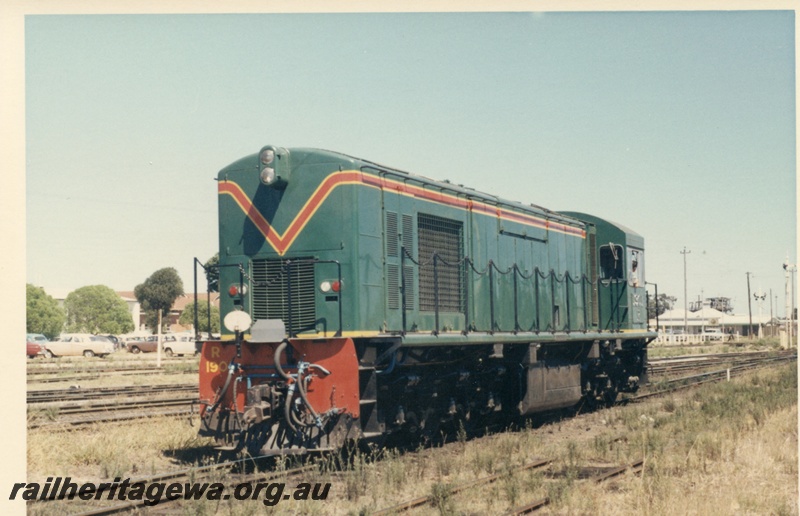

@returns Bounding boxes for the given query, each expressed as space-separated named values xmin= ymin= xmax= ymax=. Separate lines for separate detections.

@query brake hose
xmin=208 ymin=362 xmax=237 ymax=414
xmin=273 ymin=340 xmax=332 ymax=430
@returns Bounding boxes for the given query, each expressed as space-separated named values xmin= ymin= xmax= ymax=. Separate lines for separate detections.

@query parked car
xmin=104 ymin=334 xmax=122 ymax=351
xmin=126 ymin=335 xmax=159 ymax=354
xmin=162 ymin=335 xmax=199 ymax=357
xmin=44 ymin=333 xmax=115 ymax=358
xmin=703 ymin=328 xmax=724 ymax=341
xmin=26 ymin=340 xmax=45 ymax=358
xmin=27 ymin=333 xmax=49 ymax=344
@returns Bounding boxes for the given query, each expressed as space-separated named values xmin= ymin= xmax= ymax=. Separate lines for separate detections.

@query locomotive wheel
xmin=603 ymin=386 xmax=619 ymax=407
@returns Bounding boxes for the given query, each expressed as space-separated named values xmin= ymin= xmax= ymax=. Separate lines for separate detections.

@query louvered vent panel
xmin=402 ymin=214 xmax=414 ymax=256
xmin=251 ymin=258 xmax=316 ymax=332
xmin=387 ymin=264 xmax=400 ymax=310
xmin=403 ymin=266 xmax=415 ymax=311
xmin=386 ymin=212 xmax=398 ymax=257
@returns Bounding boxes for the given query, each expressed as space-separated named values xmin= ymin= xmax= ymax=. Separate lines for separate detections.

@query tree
xmin=179 ymin=301 xmax=221 ymax=334
xmin=134 ymin=267 xmax=185 ymax=332
xmin=64 ymin=285 xmax=135 ymax=334
xmin=648 ymin=293 xmax=677 ymax=320
xmin=203 ymin=253 xmax=220 ymax=293
xmin=26 ymin=284 xmax=66 ymax=339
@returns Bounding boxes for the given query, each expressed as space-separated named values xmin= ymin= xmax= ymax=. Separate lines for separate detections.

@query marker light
xmin=228 ymin=284 xmax=248 ymax=297
xmin=260 ymin=167 xmax=276 ymax=185
xmin=260 ymin=149 xmax=275 ymax=165
xmin=331 ymin=281 xmax=341 ymax=293
xmin=320 ymin=281 xmax=332 ymax=293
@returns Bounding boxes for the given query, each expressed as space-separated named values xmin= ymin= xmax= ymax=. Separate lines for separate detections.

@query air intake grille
xmin=251 ymin=258 xmax=316 ymax=332
xmin=418 ymin=213 xmax=464 ymax=312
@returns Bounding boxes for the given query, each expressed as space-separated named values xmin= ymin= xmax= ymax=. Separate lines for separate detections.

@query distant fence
xmin=653 ymin=332 xmax=741 ymax=346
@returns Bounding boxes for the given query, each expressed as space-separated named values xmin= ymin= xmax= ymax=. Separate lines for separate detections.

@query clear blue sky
xmin=24 ymin=10 xmax=796 ymax=315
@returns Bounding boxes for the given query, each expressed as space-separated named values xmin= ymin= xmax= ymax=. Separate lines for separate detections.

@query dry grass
xmin=27 ymin=416 xmax=216 ymax=483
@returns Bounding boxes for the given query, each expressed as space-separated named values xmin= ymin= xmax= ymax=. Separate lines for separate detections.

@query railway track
xmin=27 ymin=396 xmax=198 ymax=429
xmin=373 ymin=459 xmax=552 ymax=515
xmin=634 ymin=352 xmax=796 ymax=402
xmin=502 ymin=459 xmax=645 ymax=515
xmin=27 ymin=383 xmax=197 ymax=404
xmin=27 ymin=372 xmax=182 ymax=385
xmin=27 ymin=358 xmax=197 ymax=374
xmin=371 ymin=457 xmax=646 ymax=515
xmin=647 ymin=349 xmax=795 ymax=377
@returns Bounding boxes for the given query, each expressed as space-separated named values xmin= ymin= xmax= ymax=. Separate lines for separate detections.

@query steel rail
xmin=28 ymin=383 xmax=197 ymax=403
xmin=27 ymin=369 xmax=194 ymax=384
xmin=503 ymin=459 xmax=645 ymax=515
xmin=372 ymin=459 xmax=552 ymax=515
xmin=631 ymin=354 xmax=796 ymax=402
xmin=26 ymin=360 xmax=197 ymax=376
xmin=28 ymin=403 xmax=196 ymax=430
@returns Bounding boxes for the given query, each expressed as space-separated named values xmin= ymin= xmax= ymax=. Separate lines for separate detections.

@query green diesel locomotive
xmin=197 ymin=146 xmax=656 ymax=454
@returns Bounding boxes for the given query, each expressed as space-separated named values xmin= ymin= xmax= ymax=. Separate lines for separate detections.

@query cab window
xmin=599 ymin=244 xmax=624 ymax=280
xmin=629 ymin=248 xmax=643 ymax=287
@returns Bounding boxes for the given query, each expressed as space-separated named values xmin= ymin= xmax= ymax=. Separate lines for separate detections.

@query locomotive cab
xmin=560 ymin=212 xmax=648 ymax=333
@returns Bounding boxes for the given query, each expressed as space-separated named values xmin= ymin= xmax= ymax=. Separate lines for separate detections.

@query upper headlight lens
xmin=260 ymin=167 xmax=276 ymax=184
xmin=260 ymin=149 xmax=275 ymax=165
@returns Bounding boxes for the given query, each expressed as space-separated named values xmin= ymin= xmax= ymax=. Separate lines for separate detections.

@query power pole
xmin=770 ymin=288 xmax=773 ymax=337
xmin=681 ymin=247 xmax=690 ymax=334
xmin=746 ymin=272 xmax=753 ymax=339
xmin=784 ymin=257 xmax=796 ymax=348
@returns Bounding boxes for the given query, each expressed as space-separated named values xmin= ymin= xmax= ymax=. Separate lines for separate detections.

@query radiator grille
xmin=251 ymin=258 xmax=316 ymax=332
xmin=418 ymin=213 xmax=464 ymax=312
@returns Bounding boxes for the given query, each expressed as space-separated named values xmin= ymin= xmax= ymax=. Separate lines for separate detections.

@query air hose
xmin=273 ymin=340 xmax=333 ymax=431
xmin=208 ymin=362 xmax=237 ymax=415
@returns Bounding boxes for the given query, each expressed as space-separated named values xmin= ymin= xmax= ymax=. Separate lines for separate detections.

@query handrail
xmin=196 ymin=250 xmax=635 ymax=340
xmin=398 ymin=250 xmax=598 ymax=335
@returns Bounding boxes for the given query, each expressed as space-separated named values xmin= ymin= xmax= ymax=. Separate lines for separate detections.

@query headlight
xmin=260 ymin=167 xmax=276 ymax=185
xmin=257 ymin=146 xmax=289 ymax=189
xmin=260 ymin=149 xmax=275 ymax=165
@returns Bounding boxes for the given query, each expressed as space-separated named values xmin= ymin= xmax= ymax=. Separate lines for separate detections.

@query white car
xmin=44 ymin=333 xmax=115 ymax=358
xmin=703 ymin=329 xmax=724 ymax=341
xmin=162 ymin=334 xmax=199 ymax=357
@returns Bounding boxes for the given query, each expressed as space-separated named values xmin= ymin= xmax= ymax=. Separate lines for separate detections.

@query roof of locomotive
xmin=560 ymin=211 xmax=644 ymax=249
xmin=219 ymin=146 xmax=586 ymax=230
